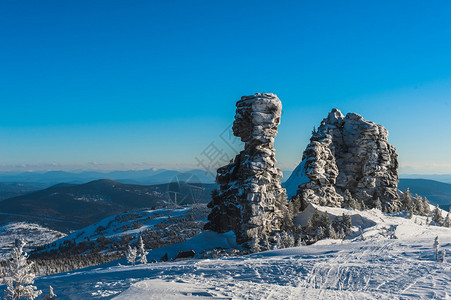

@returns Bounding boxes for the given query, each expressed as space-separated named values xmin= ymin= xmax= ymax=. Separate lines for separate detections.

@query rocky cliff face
xmin=286 ymin=109 xmax=401 ymax=212
xmin=205 ymin=93 xmax=288 ymax=251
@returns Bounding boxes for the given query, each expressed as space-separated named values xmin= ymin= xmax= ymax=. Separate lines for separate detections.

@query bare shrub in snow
xmin=433 ymin=236 xmax=439 ymax=262
xmin=42 ymin=286 xmax=57 ymax=299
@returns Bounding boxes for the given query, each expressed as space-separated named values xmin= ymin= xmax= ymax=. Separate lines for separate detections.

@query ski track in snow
xmin=12 ymin=207 xmax=451 ymax=299
xmin=30 ymin=236 xmax=451 ymax=300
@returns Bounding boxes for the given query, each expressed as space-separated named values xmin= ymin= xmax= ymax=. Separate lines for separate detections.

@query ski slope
xmin=26 ymin=206 xmax=451 ymax=299
xmin=36 ymin=206 xmax=209 ymax=256
xmin=0 ymin=222 xmax=65 ymax=260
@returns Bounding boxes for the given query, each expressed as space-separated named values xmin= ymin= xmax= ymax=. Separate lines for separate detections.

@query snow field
xmin=28 ymin=206 xmax=451 ymax=299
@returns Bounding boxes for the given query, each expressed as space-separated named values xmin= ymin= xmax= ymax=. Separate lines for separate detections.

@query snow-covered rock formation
xmin=205 ymin=93 xmax=288 ymax=251
xmin=286 ymin=109 xmax=401 ymax=212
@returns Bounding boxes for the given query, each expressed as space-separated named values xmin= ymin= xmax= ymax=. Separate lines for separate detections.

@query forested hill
xmin=399 ymin=178 xmax=451 ymax=209
xmin=0 ymin=179 xmax=215 ymax=231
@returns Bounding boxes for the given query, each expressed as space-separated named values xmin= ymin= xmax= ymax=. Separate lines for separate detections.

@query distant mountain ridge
xmin=0 ymin=182 xmax=45 ymax=200
xmin=0 ymin=179 xmax=216 ymax=232
xmin=0 ymin=169 xmax=216 ymax=185
xmin=400 ymin=174 xmax=451 ymax=184
xmin=2 ymin=168 xmax=448 ymax=185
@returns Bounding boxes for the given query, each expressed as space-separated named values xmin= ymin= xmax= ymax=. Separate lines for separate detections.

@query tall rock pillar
xmin=205 ymin=93 xmax=288 ymax=251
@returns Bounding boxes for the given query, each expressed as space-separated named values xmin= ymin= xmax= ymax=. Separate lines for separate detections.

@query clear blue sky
xmin=0 ymin=0 xmax=450 ymax=174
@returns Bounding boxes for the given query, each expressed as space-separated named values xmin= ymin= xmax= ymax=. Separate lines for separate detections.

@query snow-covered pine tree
xmin=374 ymin=197 xmax=382 ymax=211
xmin=341 ymin=214 xmax=352 ymax=235
xmin=302 ymin=209 xmax=330 ymax=243
xmin=249 ymin=230 xmax=261 ymax=253
xmin=274 ymin=231 xmax=295 ymax=249
xmin=331 ymin=214 xmax=352 ymax=239
xmin=441 ymin=249 xmax=446 ymax=263
xmin=413 ymin=195 xmax=424 ymax=215
xmin=126 ymin=245 xmax=137 ymax=266
xmin=401 ymin=188 xmax=413 ymax=211
xmin=321 ymin=211 xmax=331 ymax=227
xmin=3 ymin=238 xmax=42 ymax=300
xmin=302 ymin=210 xmax=354 ymax=243
xmin=295 ymin=237 xmax=307 ymax=247
xmin=0 ymin=264 xmax=5 ymax=284
xmin=311 ymin=209 xmax=321 ymax=225
xmin=327 ymin=224 xmax=337 ymax=239
xmin=408 ymin=204 xmax=414 ymax=219
xmin=351 ymin=198 xmax=360 ymax=210
xmin=422 ymin=197 xmax=431 ymax=215
xmin=338 ymin=227 xmax=345 ymax=240
xmin=343 ymin=190 xmax=358 ymax=209
xmin=355 ymin=200 xmax=362 ymax=211
xmin=304 ymin=218 xmax=314 ymax=235
xmin=263 ymin=236 xmax=271 ymax=251
xmin=432 ymin=205 xmax=443 ymax=226
xmin=444 ymin=213 xmax=450 ymax=228
xmin=273 ymin=233 xmax=282 ymax=250
xmin=137 ymin=236 xmax=148 ymax=264
xmin=317 ymin=226 xmax=326 ymax=240
xmin=359 ymin=200 xmax=367 ymax=210
xmin=433 ymin=236 xmax=439 ymax=262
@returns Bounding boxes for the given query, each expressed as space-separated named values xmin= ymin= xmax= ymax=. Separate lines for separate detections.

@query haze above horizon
xmin=1 ymin=1 xmax=451 ymax=174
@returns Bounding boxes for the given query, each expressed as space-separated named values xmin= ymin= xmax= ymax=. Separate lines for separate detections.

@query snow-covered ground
xmin=44 ymin=208 xmax=194 ymax=249
xmin=24 ymin=206 xmax=451 ymax=299
xmin=36 ymin=206 xmax=209 ymax=256
xmin=0 ymin=222 xmax=65 ymax=260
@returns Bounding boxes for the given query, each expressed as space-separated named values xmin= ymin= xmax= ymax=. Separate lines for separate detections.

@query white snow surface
xmin=38 ymin=207 xmax=207 ymax=254
xmin=144 ymin=230 xmax=237 ymax=261
xmin=0 ymin=222 xmax=65 ymax=260
xmin=10 ymin=207 xmax=451 ymax=299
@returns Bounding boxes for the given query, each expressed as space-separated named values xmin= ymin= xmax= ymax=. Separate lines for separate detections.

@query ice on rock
xmin=287 ymin=108 xmax=401 ymax=212
xmin=205 ymin=93 xmax=288 ymax=251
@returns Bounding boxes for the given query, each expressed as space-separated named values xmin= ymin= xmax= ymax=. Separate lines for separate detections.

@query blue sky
xmin=0 ymin=1 xmax=450 ymax=174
